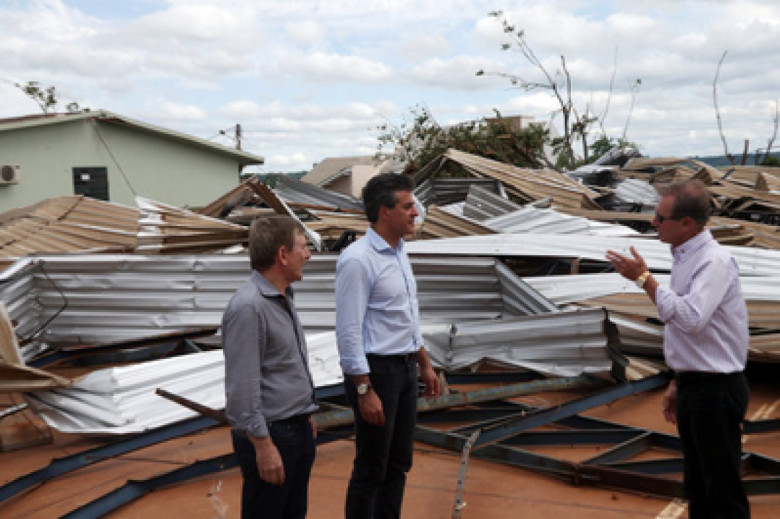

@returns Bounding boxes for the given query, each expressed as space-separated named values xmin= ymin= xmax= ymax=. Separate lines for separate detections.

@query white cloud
xmin=399 ymin=33 xmax=451 ymax=62
xmin=282 ymin=52 xmax=393 ymax=82
xmin=157 ymin=102 xmax=208 ymax=121
xmin=285 ymin=19 xmax=325 ymax=45
xmin=267 ymin=153 xmax=309 ymax=169
xmin=133 ymin=3 xmax=251 ymax=41
xmin=408 ymin=55 xmax=504 ymax=91
xmin=1 ymin=0 xmax=780 ymax=174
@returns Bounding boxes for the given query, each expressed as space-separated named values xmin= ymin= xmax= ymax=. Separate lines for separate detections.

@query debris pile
xmin=1 ymin=148 xmax=779 ymax=516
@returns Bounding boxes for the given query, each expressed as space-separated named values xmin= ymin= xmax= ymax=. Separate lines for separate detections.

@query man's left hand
xmin=606 ymin=245 xmax=648 ymax=281
xmin=420 ymin=365 xmax=441 ymax=400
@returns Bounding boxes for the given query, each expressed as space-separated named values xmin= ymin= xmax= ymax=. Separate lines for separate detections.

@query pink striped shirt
xmin=656 ymin=229 xmax=749 ymax=373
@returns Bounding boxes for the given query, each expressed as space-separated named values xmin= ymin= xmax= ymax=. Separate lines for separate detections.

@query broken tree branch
xmin=713 ymin=50 xmax=736 ymax=165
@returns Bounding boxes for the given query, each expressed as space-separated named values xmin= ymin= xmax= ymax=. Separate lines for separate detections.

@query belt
xmin=269 ymin=413 xmax=311 ymax=427
xmin=366 ymin=352 xmax=415 ymax=363
xmin=676 ymin=371 xmax=742 ymax=384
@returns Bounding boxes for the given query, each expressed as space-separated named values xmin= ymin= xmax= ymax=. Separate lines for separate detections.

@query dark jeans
xmin=345 ymin=353 xmax=418 ymax=519
xmin=676 ymin=371 xmax=750 ymax=519
xmin=231 ymin=416 xmax=316 ymax=519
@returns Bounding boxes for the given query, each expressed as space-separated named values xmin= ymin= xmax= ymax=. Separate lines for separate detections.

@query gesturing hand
xmin=605 ymin=245 xmax=648 ymax=281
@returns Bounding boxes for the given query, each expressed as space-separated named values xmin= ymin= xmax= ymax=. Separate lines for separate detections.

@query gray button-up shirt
xmin=223 ymin=270 xmax=317 ymax=438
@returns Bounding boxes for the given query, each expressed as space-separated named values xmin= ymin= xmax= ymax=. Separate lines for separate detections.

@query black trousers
xmin=676 ymin=371 xmax=750 ymax=519
xmin=231 ymin=416 xmax=316 ymax=519
xmin=345 ymin=353 xmax=418 ymax=519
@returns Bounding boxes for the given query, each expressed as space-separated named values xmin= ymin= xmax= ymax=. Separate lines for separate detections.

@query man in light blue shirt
xmin=607 ymin=180 xmax=750 ymax=518
xmin=336 ymin=173 xmax=441 ymax=519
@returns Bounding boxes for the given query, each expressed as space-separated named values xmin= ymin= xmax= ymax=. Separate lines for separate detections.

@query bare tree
xmin=477 ymin=12 xmax=581 ymax=168
xmin=713 ymin=51 xmax=736 ymax=165
xmin=598 ymin=47 xmax=619 ymax=137
xmin=477 ymin=11 xmax=638 ymax=170
xmin=622 ymin=79 xmax=642 ymax=142
xmin=713 ymin=51 xmax=779 ymax=166
xmin=758 ymin=100 xmax=779 ymax=165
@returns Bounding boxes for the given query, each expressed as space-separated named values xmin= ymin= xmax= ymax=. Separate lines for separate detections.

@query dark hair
xmin=361 ymin=173 xmax=415 ymax=223
xmin=664 ymin=179 xmax=711 ymax=225
xmin=248 ymin=216 xmax=302 ymax=271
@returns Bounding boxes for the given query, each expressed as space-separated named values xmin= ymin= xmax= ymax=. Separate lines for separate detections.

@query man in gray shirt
xmin=223 ymin=215 xmax=318 ymax=519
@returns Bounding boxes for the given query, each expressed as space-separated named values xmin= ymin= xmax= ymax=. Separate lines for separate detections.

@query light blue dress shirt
xmin=335 ymin=227 xmax=423 ymax=375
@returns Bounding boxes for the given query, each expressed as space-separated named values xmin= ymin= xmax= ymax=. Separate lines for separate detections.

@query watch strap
xmin=635 ymin=271 xmax=651 ymax=288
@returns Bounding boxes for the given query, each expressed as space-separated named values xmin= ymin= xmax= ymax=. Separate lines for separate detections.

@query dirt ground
xmin=1 ymin=377 xmax=778 ymax=518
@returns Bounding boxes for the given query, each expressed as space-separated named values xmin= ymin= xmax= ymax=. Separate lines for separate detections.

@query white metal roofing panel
xmin=525 ymin=272 xmax=780 ymax=305
xmin=406 ymin=233 xmax=672 ymax=268
xmin=0 ymin=253 xmax=553 ymax=349
xmin=483 ymin=207 xmax=639 ymax=237
xmin=25 ymin=332 xmax=344 ymax=435
xmin=462 ymin=184 xmax=520 ymax=221
xmin=274 ymin=175 xmax=364 ymax=211
xmin=614 ymin=178 xmax=660 ymax=205
xmin=423 ymin=308 xmax=616 ymax=376
xmin=406 ymin=233 xmax=780 ymax=276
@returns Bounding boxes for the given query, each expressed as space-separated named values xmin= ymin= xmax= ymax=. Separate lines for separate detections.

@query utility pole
xmin=235 ymin=123 xmax=242 ymax=150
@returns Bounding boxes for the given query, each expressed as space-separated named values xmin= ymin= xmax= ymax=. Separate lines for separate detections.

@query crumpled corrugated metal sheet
xmin=24 ymin=331 xmax=345 ymax=435
xmin=424 ymin=308 xmax=619 ymax=376
xmin=0 ymin=253 xmax=553 ymax=350
xmin=483 ymin=206 xmax=639 ymax=237
xmin=274 ymin=174 xmax=364 ymax=212
xmin=411 ymin=149 xmax=603 ymax=210
xmin=0 ymin=196 xmax=139 ymax=271
xmin=405 ymin=233 xmax=780 ymax=276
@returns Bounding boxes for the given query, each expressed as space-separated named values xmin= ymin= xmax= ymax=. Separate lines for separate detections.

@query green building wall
xmin=0 ymin=118 xmax=246 ymax=211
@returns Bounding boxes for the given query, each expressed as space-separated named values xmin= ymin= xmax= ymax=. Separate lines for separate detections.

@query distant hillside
xmin=689 ymin=152 xmax=780 ymax=168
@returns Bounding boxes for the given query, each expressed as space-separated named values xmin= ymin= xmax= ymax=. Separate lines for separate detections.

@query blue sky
xmin=1 ymin=0 xmax=779 ymax=173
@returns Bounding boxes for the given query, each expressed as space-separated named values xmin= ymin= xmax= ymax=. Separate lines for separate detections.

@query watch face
xmin=357 ymin=383 xmax=369 ymax=395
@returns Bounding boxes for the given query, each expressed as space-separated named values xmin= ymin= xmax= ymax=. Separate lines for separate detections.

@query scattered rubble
xmin=1 ymin=149 xmax=779 ymax=515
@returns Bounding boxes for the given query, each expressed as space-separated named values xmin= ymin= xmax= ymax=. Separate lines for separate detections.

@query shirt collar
xmin=367 ymin=226 xmax=404 ymax=254
xmin=250 ymin=269 xmax=293 ymax=298
xmin=671 ymin=228 xmax=712 ymax=261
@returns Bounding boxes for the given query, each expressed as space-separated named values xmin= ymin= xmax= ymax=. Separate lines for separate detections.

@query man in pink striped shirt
xmin=606 ymin=179 xmax=750 ymax=518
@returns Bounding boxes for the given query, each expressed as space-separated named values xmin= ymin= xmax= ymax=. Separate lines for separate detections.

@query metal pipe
xmin=313 ymin=374 xmax=606 ymax=429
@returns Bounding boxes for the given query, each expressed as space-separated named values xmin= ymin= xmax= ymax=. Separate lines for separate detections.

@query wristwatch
xmin=356 ymin=382 xmax=372 ymax=396
xmin=635 ymin=271 xmax=651 ymax=288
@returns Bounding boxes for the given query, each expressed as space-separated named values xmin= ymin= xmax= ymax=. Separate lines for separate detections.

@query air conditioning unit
xmin=0 ymin=164 xmax=20 ymax=185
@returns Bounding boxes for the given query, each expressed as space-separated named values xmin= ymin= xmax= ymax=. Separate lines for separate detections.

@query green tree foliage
xmin=583 ymin=135 xmax=638 ymax=166
xmin=15 ymin=81 xmax=57 ymax=114
xmin=761 ymin=155 xmax=780 ymax=167
xmin=15 ymin=81 xmax=84 ymax=114
xmin=377 ymin=105 xmax=553 ymax=173
xmin=248 ymin=171 xmax=307 ymax=186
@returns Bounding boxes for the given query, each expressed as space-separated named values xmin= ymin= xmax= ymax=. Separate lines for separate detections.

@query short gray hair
xmin=248 ymin=216 xmax=302 ymax=271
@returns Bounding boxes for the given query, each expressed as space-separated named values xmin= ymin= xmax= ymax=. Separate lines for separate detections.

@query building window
xmin=73 ymin=167 xmax=109 ymax=201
